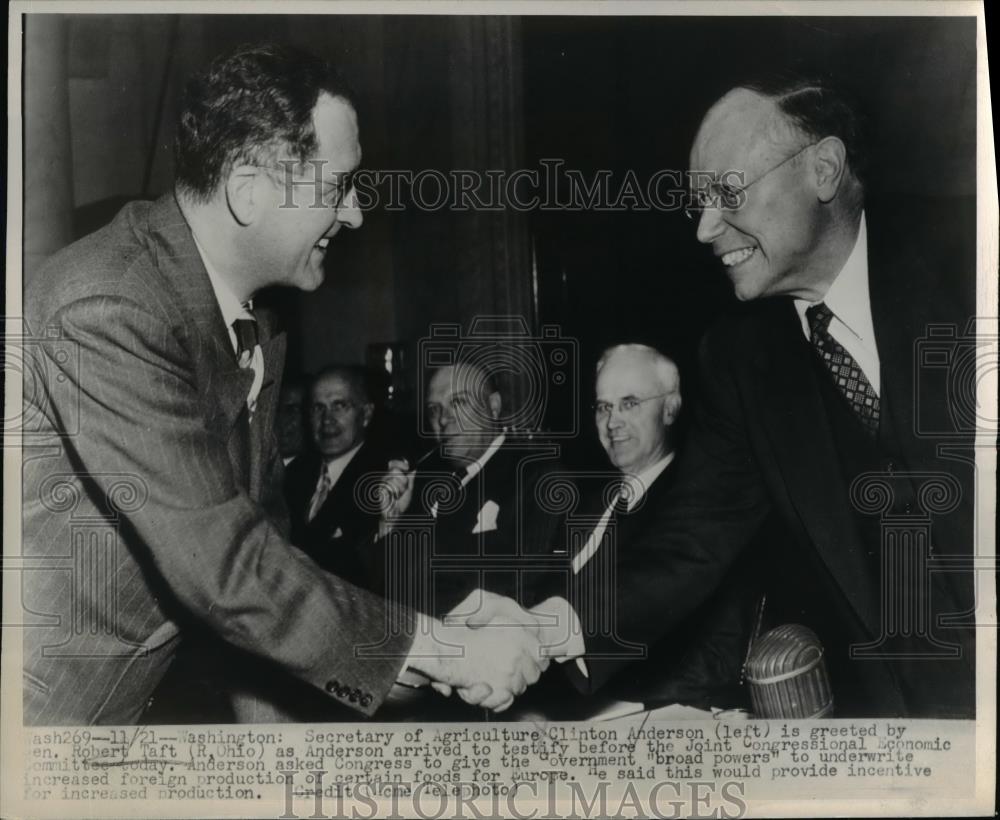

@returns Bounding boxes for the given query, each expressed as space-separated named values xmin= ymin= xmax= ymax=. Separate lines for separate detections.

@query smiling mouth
xmin=720 ymin=246 xmax=756 ymax=267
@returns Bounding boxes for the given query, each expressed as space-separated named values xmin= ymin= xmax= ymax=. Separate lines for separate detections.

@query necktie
xmin=232 ymin=318 xmax=258 ymax=369
xmin=231 ymin=315 xmax=263 ymax=415
xmin=806 ymin=302 xmax=880 ymax=435
xmin=307 ymin=468 xmax=333 ymax=522
xmin=572 ymin=482 xmax=628 ymax=575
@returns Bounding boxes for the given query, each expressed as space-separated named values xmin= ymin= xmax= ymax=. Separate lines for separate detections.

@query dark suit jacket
xmin=370 ymin=438 xmax=566 ymax=617
xmin=571 ymin=197 xmax=977 ymax=718
xmin=515 ymin=463 xmax=761 ymax=720
xmin=21 ymin=193 xmax=412 ymax=725
xmin=571 ymin=466 xmax=760 ymax=710
xmin=284 ymin=443 xmax=387 ymax=585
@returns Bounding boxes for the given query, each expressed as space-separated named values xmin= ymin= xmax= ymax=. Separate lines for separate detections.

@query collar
xmin=461 ymin=432 xmax=507 ymax=486
xmin=323 ymin=442 xmax=364 ymax=478
xmin=191 ymin=232 xmax=253 ymax=326
xmin=794 ymin=212 xmax=874 ymax=346
xmin=621 ymin=450 xmax=675 ymax=510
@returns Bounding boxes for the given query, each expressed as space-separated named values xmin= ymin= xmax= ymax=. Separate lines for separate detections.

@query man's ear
xmin=362 ymin=402 xmax=374 ymax=428
xmin=226 ymin=165 xmax=264 ymax=226
xmin=811 ymin=136 xmax=847 ymax=204
xmin=661 ymin=392 xmax=682 ymax=426
xmin=487 ymin=391 xmax=502 ymax=421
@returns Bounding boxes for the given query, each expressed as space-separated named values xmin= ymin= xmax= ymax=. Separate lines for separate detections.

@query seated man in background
xmin=528 ymin=344 xmax=760 ymax=717
xmin=276 ymin=371 xmax=308 ymax=466
xmin=376 ymin=360 xmax=564 ymax=618
xmin=285 ymin=365 xmax=387 ymax=585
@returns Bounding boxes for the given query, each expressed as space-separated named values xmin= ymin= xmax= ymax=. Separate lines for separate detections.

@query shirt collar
xmin=323 ymin=442 xmax=363 ymax=477
xmin=622 ymin=450 xmax=675 ymax=510
xmin=191 ymin=233 xmax=252 ymax=326
xmin=794 ymin=212 xmax=874 ymax=346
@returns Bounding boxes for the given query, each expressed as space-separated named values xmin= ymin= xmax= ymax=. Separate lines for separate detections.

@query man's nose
xmin=336 ymin=187 xmax=364 ymax=229
xmin=605 ymin=410 xmax=625 ymax=430
xmin=695 ymin=206 xmax=725 ymax=245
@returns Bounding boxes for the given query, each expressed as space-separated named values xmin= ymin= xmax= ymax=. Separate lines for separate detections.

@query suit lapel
xmin=145 ymin=194 xmax=280 ymax=495
xmin=752 ymin=300 xmax=879 ymax=631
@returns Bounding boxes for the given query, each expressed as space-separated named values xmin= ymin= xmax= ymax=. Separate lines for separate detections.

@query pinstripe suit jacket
xmin=21 ymin=193 xmax=412 ymax=725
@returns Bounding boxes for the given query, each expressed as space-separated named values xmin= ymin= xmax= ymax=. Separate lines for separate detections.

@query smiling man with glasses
xmin=528 ymin=73 xmax=976 ymax=719
xmin=593 ymin=345 xmax=681 ymax=480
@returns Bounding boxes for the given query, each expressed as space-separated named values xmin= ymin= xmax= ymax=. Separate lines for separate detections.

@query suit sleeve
xmin=573 ymin=329 xmax=772 ymax=692
xmin=50 ymin=295 xmax=412 ymax=715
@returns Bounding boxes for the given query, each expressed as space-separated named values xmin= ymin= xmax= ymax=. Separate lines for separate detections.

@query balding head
xmin=688 ymin=82 xmax=864 ymax=303
xmin=425 ymin=362 xmax=502 ymax=465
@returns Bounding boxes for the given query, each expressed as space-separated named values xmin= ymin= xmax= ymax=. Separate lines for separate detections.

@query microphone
xmin=745 ymin=624 xmax=834 ymax=719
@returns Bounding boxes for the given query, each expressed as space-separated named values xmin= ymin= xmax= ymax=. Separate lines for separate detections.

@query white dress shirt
xmin=571 ymin=451 xmax=676 ymax=575
xmin=431 ymin=432 xmax=506 ymax=518
xmin=794 ymin=213 xmax=881 ymax=396
xmin=318 ymin=442 xmax=364 ymax=492
xmin=560 ymin=450 xmax=676 ymax=675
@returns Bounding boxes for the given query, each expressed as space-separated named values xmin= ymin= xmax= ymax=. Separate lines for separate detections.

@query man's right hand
xmin=379 ymin=458 xmax=415 ymax=522
xmin=404 ymin=612 xmax=548 ymax=712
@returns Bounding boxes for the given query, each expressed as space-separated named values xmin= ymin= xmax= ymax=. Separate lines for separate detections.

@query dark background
xmin=22 ymin=13 xmax=978 ymax=460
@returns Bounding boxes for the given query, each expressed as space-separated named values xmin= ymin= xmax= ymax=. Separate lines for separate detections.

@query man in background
xmin=536 ymin=344 xmax=757 ymax=716
xmin=285 ymin=365 xmax=386 ymax=584
xmin=378 ymin=360 xmax=564 ymax=615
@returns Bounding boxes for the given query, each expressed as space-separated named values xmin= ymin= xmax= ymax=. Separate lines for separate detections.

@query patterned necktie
xmin=806 ymin=302 xmax=880 ymax=435
xmin=307 ymin=468 xmax=333 ymax=522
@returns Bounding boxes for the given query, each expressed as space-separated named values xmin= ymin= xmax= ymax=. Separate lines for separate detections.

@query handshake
xmin=403 ymin=589 xmax=583 ymax=712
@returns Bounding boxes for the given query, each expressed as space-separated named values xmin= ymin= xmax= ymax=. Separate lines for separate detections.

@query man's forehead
xmin=690 ymin=89 xmax=792 ymax=170
xmin=311 ymin=92 xmax=362 ymax=171
xmin=313 ymin=375 xmax=354 ymax=398
xmin=596 ymin=355 xmax=656 ymax=397
xmin=429 ymin=365 xmax=488 ymax=399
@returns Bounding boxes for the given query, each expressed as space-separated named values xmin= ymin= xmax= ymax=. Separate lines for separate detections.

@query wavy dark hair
xmin=174 ymin=43 xmax=355 ymax=201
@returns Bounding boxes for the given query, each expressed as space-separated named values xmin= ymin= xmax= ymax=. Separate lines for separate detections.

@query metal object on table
xmin=745 ymin=624 xmax=833 ymax=719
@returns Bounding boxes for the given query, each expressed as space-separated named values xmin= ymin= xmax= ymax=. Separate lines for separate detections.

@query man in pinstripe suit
xmin=21 ymin=43 xmax=546 ymax=725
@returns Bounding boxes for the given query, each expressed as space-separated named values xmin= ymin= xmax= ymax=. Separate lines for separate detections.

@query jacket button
xmin=886 ymin=460 xmax=896 ymax=474
xmin=348 ymin=690 xmax=359 ymax=703
xmin=325 ymin=680 xmax=338 ymax=694
xmin=360 ymin=693 xmax=373 ymax=707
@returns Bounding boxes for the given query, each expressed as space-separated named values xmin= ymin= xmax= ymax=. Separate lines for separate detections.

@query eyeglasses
xmin=311 ymin=400 xmax=356 ymax=417
xmin=253 ymin=163 xmax=356 ymax=209
xmin=684 ymin=142 xmax=817 ymax=221
xmin=592 ymin=393 xmax=668 ymax=419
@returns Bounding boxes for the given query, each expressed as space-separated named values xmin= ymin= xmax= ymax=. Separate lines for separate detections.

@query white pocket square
xmin=472 ymin=500 xmax=500 ymax=534
xmin=330 ymin=527 xmax=344 ymax=540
